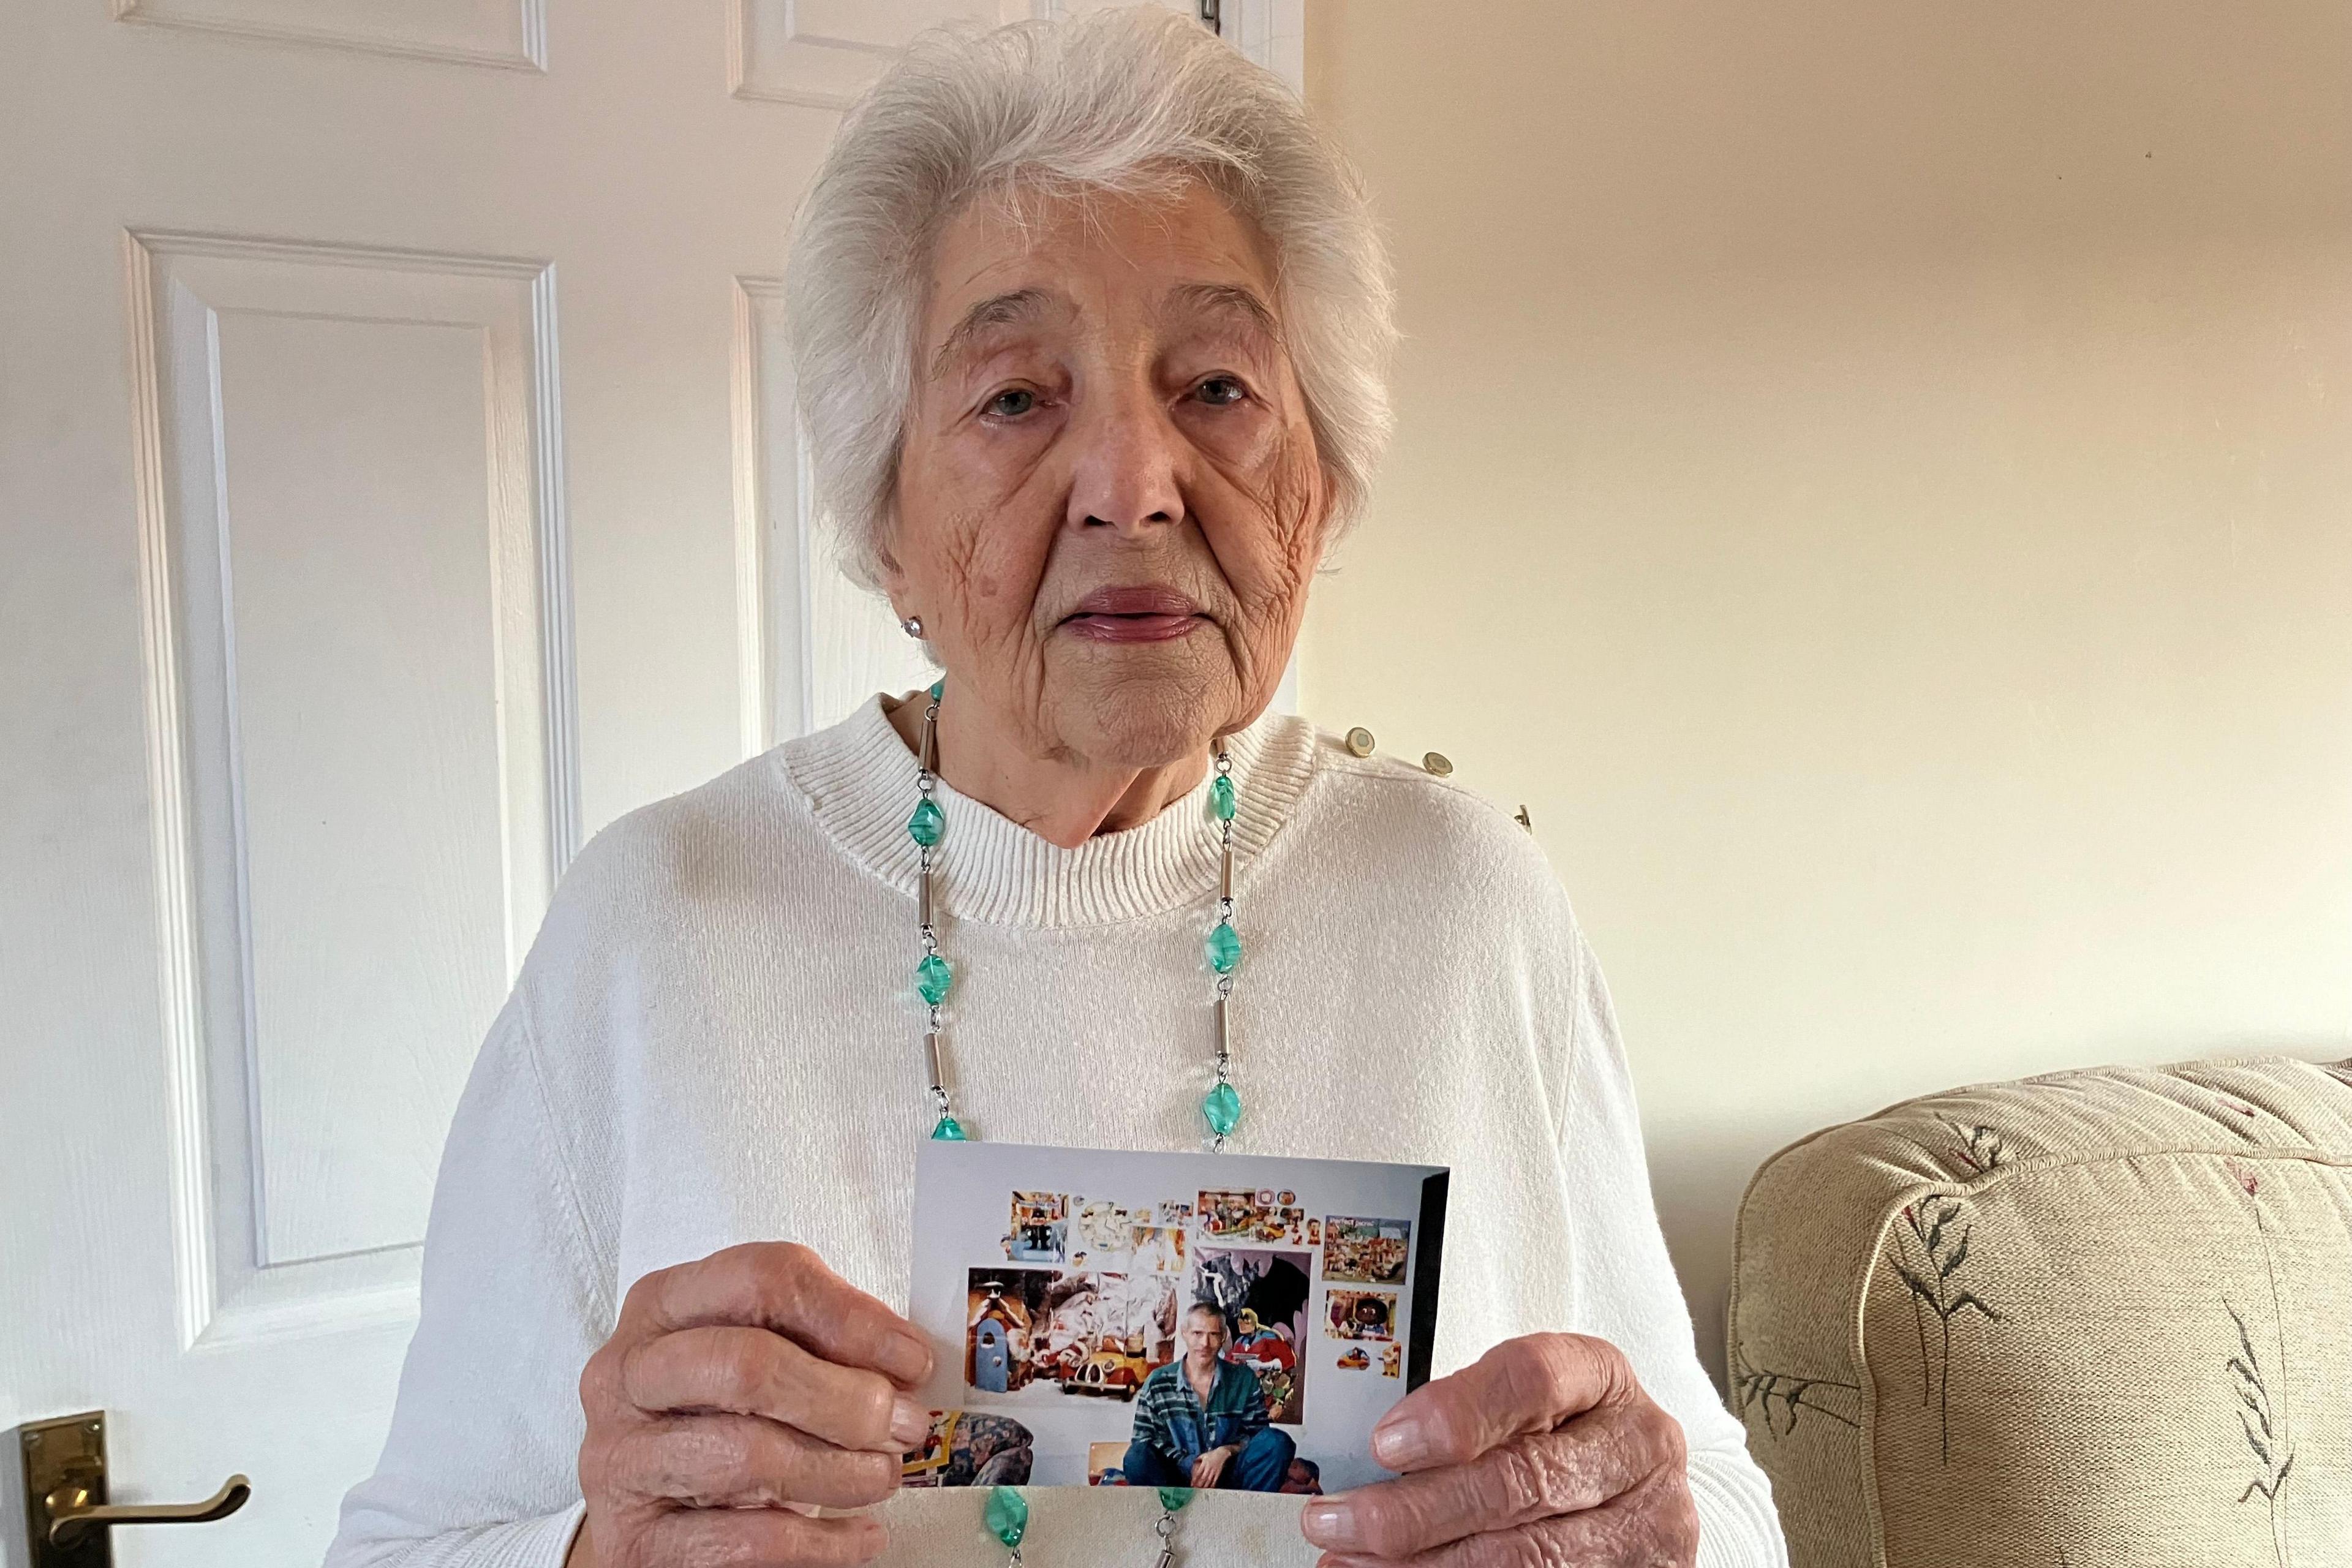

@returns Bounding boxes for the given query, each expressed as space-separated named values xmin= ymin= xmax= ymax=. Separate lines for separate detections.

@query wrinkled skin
xmin=1300 ymin=1333 xmax=1701 ymax=1568
xmin=567 ymin=1245 xmax=932 ymax=1568
xmin=881 ymin=179 xmax=1328 ymax=846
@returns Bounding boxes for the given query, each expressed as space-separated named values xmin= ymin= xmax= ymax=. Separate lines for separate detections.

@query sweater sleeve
xmin=1555 ymin=922 xmax=1790 ymax=1568
xmin=323 ymin=998 xmax=608 ymax=1568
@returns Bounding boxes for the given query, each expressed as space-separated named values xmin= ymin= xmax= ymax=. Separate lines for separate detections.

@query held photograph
xmin=908 ymin=1141 xmax=1449 ymax=1492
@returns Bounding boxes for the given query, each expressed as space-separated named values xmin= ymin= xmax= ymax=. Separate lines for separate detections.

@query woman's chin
xmin=1046 ymin=654 xmax=1231 ymax=769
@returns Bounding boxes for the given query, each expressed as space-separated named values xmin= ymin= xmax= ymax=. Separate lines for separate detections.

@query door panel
xmin=127 ymin=234 xmax=568 ymax=1357
xmin=734 ymin=273 xmax=937 ymax=742
xmin=114 ymin=0 xmax=543 ymax=72
xmin=733 ymin=1 xmax=1195 ymax=110
xmin=0 ymin=4 xmax=1295 ymax=1563
xmin=735 ymin=0 xmax=1020 ymax=108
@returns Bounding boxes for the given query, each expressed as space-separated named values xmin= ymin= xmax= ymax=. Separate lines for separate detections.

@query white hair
xmin=782 ymin=8 xmax=1396 ymax=592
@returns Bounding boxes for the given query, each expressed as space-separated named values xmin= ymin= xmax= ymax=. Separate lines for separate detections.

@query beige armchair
xmin=1727 ymin=1057 xmax=2352 ymax=1567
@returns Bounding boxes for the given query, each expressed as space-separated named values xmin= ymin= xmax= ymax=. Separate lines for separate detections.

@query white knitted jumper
xmin=326 ymin=696 xmax=1787 ymax=1568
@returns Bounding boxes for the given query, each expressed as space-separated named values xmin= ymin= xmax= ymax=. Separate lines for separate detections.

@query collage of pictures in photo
xmin=904 ymin=1185 xmax=1419 ymax=1495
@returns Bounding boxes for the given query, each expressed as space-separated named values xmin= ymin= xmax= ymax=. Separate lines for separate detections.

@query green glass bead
xmin=907 ymin=797 xmax=944 ymax=848
xmin=1204 ymin=1080 xmax=1242 ymax=1138
xmin=984 ymin=1485 xmax=1028 ymax=1548
xmin=929 ymin=679 xmax=944 ymax=699
xmin=916 ymin=952 xmax=953 ymax=1005
xmin=1210 ymin=774 xmax=1236 ymax=821
xmin=1205 ymin=921 xmax=1242 ymax=974
xmin=931 ymin=1114 xmax=967 ymax=1141
xmin=1158 ymin=1486 xmax=1194 ymax=1513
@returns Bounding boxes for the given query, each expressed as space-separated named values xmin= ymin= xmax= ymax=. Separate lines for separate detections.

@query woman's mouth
xmin=1060 ymin=586 xmax=1210 ymax=644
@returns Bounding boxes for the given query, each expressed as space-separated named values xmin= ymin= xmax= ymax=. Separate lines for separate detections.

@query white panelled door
xmin=0 ymin=2 xmax=1292 ymax=1564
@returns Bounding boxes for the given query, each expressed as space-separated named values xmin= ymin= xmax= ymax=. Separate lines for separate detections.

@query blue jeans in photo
xmin=1119 ymin=1426 xmax=1297 ymax=1493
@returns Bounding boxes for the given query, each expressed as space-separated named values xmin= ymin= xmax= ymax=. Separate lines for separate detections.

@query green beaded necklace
xmin=902 ymin=680 xmax=1241 ymax=1561
xmin=907 ymin=680 xmax=1246 ymax=1148
xmin=981 ymin=1479 xmax=1197 ymax=1565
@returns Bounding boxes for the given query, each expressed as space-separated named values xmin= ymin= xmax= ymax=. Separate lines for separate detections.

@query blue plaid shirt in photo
xmin=1130 ymin=1355 xmax=1269 ymax=1466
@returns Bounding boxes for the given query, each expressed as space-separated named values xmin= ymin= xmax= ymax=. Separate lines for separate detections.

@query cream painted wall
xmin=1300 ymin=0 xmax=2352 ymax=1385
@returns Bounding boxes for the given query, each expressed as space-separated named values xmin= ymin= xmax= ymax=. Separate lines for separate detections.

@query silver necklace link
xmin=1152 ymin=1502 xmax=1181 ymax=1567
xmin=1210 ymin=746 xmax=1235 ymax=1153
xmin=918 ymin=688 xmax=957 ymax=1128
xmin=913 ymin=688 xmax=1238 ymax=1155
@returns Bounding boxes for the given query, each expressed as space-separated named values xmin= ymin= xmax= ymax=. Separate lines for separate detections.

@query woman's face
xmin=886 ymin=178 xmax=1328 ymax=769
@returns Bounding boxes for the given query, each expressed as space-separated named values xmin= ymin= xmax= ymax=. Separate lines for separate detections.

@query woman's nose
xmin=1065 ymin=390 xmax=1185 ymax=534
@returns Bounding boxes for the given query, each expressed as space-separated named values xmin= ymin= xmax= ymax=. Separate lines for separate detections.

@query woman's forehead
xmin=923 ymin=183 xmax=1278 ymax=352
xmin=928 ymin=279 xmax=1279 ymax=380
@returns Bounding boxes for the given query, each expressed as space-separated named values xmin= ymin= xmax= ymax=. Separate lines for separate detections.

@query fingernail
xmin=1372 ymin=1415 xmax=1428 ymax=1470
xmin=892 ymin=1330 xmax=935 ymax=1383
xmin=891 ymin=1394 xmax=929 ymax=1450
xmin=1301 ymin=1499 xmax=1359 ymax=1548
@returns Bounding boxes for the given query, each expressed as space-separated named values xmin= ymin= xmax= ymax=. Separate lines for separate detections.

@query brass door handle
xmin=18 ymin=1411 xmax=251 ymax=1568
xmin=45 ymin=1474 xmax=251 ymax=1545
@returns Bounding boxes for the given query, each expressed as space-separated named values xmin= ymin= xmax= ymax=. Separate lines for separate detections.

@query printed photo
xmin=912 ymin=1141 xmax=1448 ymax=1490
xmin=1006 ymin=1193 xmax=1067 ymax=1263
xmin=966 ymin=1268 xmax=1178 ymax=1398
xmin=1196 ymin=1188 xmax=1306 ymax=1245
xmin=903 ymin=1409 xmax=960 ymax=1478
xmin=1115 ymin=1300 xmax=1303 ymax=1493
xmin=1324 ymin=1289 xmax=1398 ymax=1342
xmin=1072 ymin=1197 xmax=1137 ymax=1259
xmin=1322 ymin=1216 xmax=1412 ymax=1284
xmin=899 ymin=1409 xmax=1036 ymax=1488
xmin=1197 ymin=1189 xmax=1262 ymax=1235
xmin=1129 ymin=1224 xmax=1187 ymax=1274
xmin=1193 ymin=1245 xmax=1313 ymax=1425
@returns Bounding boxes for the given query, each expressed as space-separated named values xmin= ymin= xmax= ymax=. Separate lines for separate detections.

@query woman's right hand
xmin=567 ymin=1242 xmax=937 ymax=1567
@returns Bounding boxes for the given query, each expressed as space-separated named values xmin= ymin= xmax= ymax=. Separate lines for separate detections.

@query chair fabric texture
xmin=1727 ymin=1056 xmax=2352 ymax=1568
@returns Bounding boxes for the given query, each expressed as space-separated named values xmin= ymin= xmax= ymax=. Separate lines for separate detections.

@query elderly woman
xmin=327 ymin=13 xmax=1784 ymax=1568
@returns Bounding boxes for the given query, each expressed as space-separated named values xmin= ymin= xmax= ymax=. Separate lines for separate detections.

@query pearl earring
xmin=900 ymin=616 xmax=924 ymax=639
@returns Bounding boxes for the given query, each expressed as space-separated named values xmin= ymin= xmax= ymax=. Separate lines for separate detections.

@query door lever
xmin=47 ymin=1472 xmax=251 ymax=1544
xmin=18 ymin=1411 xmax=251 ymax=1568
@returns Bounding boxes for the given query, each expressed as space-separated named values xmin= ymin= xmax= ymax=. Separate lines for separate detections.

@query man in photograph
xmin=1119 ymin=1303 xmax=1297 ymax=1490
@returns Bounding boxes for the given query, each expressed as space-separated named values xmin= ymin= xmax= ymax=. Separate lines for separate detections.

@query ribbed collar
xmin=779 ymin=695 xmax=1319 ymax=929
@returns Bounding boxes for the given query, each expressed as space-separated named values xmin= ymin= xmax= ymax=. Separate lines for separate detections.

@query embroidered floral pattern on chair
xmin=1890 ymin=1196 xmax=2002 ymax=1463
xmin=2226 ymin=1301 xmax=2294 ymax=1565
xmin=1728 ymin=1348 xmax=1860 ymax=1439
xmin=1726 ymin=1057 xmax=2352 ymax=1568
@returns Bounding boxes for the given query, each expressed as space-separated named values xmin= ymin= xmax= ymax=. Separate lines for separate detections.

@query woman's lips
xmin=1063 ymin=613 xmax=1205 ymax=642
xmin=1060 ymin=587 xmax=1210 ymax=644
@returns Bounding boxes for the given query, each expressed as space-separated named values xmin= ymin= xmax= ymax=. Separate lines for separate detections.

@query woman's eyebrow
xmin=929 ymin=287 xmax=1063 ymax=379
xmin=1162 ymin=281 xmax=1282 ymax=347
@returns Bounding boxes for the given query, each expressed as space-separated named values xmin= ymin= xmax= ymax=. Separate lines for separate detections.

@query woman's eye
xmin=1193 ymin=375 xmax=1247 ymax=407
xmin=985 ymin=387 xmax=1037 ymax=418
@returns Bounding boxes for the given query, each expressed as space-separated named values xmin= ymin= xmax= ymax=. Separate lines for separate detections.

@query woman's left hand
xmin=1298 ymin=1333 xmax=1699 ymax=1567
